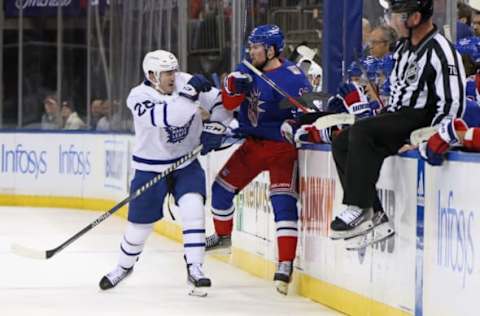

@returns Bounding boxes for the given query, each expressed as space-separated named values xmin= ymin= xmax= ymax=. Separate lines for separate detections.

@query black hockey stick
xmin=241 ymin=59 xmax=311 ymax=113
xmin=11 ymin=145 xmax=203 ymax=260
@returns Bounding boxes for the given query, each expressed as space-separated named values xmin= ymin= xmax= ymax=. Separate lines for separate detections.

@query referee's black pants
xmin=332 ymin=108 xmax=433 ymax=209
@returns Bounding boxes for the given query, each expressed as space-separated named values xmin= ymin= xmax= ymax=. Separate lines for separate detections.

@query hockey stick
xmin=11 ymin=145 xmax=203 ymax=260
xmin=410 ymin=126 xmax=437 ymax=146
xmin=313 ymin=113 xmax=355 ymax=130
xmin=241 ymin=59 xmax=311 ymax=113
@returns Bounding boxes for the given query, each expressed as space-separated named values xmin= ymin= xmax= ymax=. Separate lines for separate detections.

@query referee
xmin=329 ymin=0 xmax=466 ymax=237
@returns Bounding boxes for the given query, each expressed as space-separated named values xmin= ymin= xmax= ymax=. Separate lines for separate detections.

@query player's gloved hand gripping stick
xmin=241 ymin=59 xmax=355 ymax=133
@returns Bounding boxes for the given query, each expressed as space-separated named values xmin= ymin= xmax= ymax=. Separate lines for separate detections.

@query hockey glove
xmin=280 ymin=119 xmax=299 ymax=144
xmin=224 ymin=71 xmax=253 ymax=95
xmin=419 ymin=117 xmax=468 ymax=166
xmin=294 ymin=125 xmax=324 ymax=144
xmin=336 ymin=82 xmax=373 ymax=119
xmin=180 ymin=74 xmax=212 ymax=101
xmin=200 ymin=121 xmax=227 ymax=155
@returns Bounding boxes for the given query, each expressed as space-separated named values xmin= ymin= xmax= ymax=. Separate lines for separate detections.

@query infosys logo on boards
xmin=105 ymin=149 xmax=124 ymax=181
xmin=58 ymin=144 xmax=91 ymax=177
xmin=15 ymin=0 xmax=72 ymax=10
xmin=436 ymin=190 xmax=475 ymax=288
xmin=0 ymin=144 xmax=47 ymax=179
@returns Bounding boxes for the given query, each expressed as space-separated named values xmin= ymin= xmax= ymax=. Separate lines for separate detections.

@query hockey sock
xmin=463 ymin=128 xmax=480 ymax=151
xmin=212 ymin=206 xmax=234 ymax=236
xmin=118 ymin=222 xmax=153 ymax=269
xmin=178 ymin=193 xmax=206 ymax=264
xmin=276 ymin=221 xmax=298 ymax=262
xmin=211 ymin=180 xmax=235 ymax=236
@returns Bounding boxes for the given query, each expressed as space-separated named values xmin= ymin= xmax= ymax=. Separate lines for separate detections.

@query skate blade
xmin=345 ymin=223 xmax=395 ymax=250
xmin=329 ymin=220 xmax=374 ymax=240
xmin=275 ymin=281 xmax=289 ymax=296
xmin=188 ymin=286 xmax=208 ymax=297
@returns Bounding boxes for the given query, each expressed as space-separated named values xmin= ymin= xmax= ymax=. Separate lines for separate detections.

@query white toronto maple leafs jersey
xmin=127 ymin=71 xmax=228 ymax=173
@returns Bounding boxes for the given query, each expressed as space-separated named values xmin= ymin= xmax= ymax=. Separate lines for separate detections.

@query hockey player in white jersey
xmin=99 ymin=50 xmax=231 ymax=296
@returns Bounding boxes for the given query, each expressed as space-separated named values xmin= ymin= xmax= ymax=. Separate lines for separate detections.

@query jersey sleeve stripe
xmin=150 ymin=107 xmax=157 ymax=127
xmin=163 ymin=102 xmax=170 ymax=127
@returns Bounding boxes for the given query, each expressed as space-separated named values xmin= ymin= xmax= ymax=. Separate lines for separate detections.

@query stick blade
xmin=313 ymin=113 xmax=355 ymax=130
xmin=11 ymin=243 xmax=48 ymax=260
xmin=410 ymin=126 xmax=437 ymax=146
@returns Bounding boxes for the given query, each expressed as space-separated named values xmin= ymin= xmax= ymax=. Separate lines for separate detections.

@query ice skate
xmin=344 ymin=211 xmax=395 ymax=250
xmin=205 ymin=233 xmax=232 ymax=254
xmin=329 ymin=206 xmax=374 ymax=240
xmin=273 ymin=261 xmax=293 ymax=295
xmin=99 ymin=266 xmax=133 ymax=290
xmin=186 ymin=263 xmax=211 ymax=297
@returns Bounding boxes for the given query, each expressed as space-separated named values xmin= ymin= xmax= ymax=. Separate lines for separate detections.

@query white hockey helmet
xmin=308 ymin=62 xmax=322 ymax=78
xmin=470 ymin=0 xmax=480 ymax=12
xmin=142 ymin=50 xmax=178 ymax=87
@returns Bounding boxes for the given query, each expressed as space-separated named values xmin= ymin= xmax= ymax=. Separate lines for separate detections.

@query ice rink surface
xmin=0 ymin=207 xmax=340 ymax=316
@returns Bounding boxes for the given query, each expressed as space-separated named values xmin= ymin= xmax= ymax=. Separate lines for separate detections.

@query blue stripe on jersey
xmin=132 ymin=154 xmax=183 ymax=165
xmin=183 ymin=229 xmax=206 ymax=234
xmin=150 ymin=107 xmax=156 ymax=127
xmin=163 ymin=102 xmax=170 ymax=127
xmin=184 ymin=243 xmax=206 ymax=248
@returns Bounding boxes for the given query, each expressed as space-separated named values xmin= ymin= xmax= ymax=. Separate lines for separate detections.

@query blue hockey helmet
xmin=347 ymin=61 xmax=363 ymax=79
xmin=381 ymin=54 xmax=395 ymax=77
xmin=248 ymin=24 xmax=285 ymax=56
xmin=363 ymin=56 xmax=383 ymax=81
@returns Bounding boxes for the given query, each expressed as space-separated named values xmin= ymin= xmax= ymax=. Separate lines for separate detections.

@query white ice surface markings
xmin=0 ymin=207 xmax=341 ymax=316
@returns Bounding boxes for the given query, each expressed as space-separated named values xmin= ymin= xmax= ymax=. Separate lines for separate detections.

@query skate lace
xmin=189 ymin=263 xmax=206 ymax=279
xmin=337 ymin=206 xmax=362 ymax=224
xmin=277 ymin=261 xmax=293 ymax=276
xmin=205 ymin=234 xmax=219 ymax=248
xmin=107 ymin=267 xmax=129 ymax=284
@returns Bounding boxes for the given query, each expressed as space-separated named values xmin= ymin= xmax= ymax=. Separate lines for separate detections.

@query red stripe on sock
xmin=213 ymin=219 xmax=233 ymax=236
xmin=277 ymin=236 xmax=298 ymax=262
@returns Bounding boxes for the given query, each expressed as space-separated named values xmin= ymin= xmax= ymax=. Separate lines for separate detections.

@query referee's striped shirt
xmin=388 ymin=25 xmax=466 ymax=125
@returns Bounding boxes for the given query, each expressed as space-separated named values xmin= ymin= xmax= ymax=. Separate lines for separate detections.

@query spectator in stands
xmin=472 ymin=4 xmax=480 ymax=36
xmin=362 ymin=18 xmax=372 ymax=53
xmin=367 ymin=25 xmax=398 ymax=59
xmin=97 ymin=99 xmax=123 ymax=131
xmin=457 ymin=2 xmax=474 ymax=40
xmin=61 ymin=100 xmax=86 ymax=130
xmin=90 ymin=99 xmax=104 ymax=130
xmin=41 ymin=95 xmax=63 ymax=130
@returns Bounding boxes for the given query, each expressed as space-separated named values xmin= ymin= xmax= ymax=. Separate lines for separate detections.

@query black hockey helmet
xmin=388 ymin=0 xmax=433 ymax=22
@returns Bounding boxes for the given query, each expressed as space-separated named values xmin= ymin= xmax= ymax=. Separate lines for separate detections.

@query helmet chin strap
xmin=404 ymin=12 xmax=422 ymax=47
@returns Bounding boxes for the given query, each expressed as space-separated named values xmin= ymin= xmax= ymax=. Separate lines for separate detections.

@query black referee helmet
xmin=388 ymin=0 xmax=433 ymax=22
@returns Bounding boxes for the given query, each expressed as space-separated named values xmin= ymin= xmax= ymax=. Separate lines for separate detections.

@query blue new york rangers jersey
xmin=235 ymin=59 xmax=312 ymax=141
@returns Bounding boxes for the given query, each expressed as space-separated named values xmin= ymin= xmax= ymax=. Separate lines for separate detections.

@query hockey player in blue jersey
xmin=99 ymin=50 xmax=232 ymax=296
xmin=203 ymin=24 xmax=312 ymax=295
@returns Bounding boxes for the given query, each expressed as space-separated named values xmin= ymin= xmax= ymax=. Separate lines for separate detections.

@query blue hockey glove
xmin=200 ymin=121 xmax=227 ymax=155
xmin=180 ymin=74 xmax=212 ymax=101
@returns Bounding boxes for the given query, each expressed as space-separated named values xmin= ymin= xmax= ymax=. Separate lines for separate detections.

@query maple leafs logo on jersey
xmin=246 ymin=88 xmax=265 ymax=127
xmin=164 ymin=115 xmax=195 ymax=144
